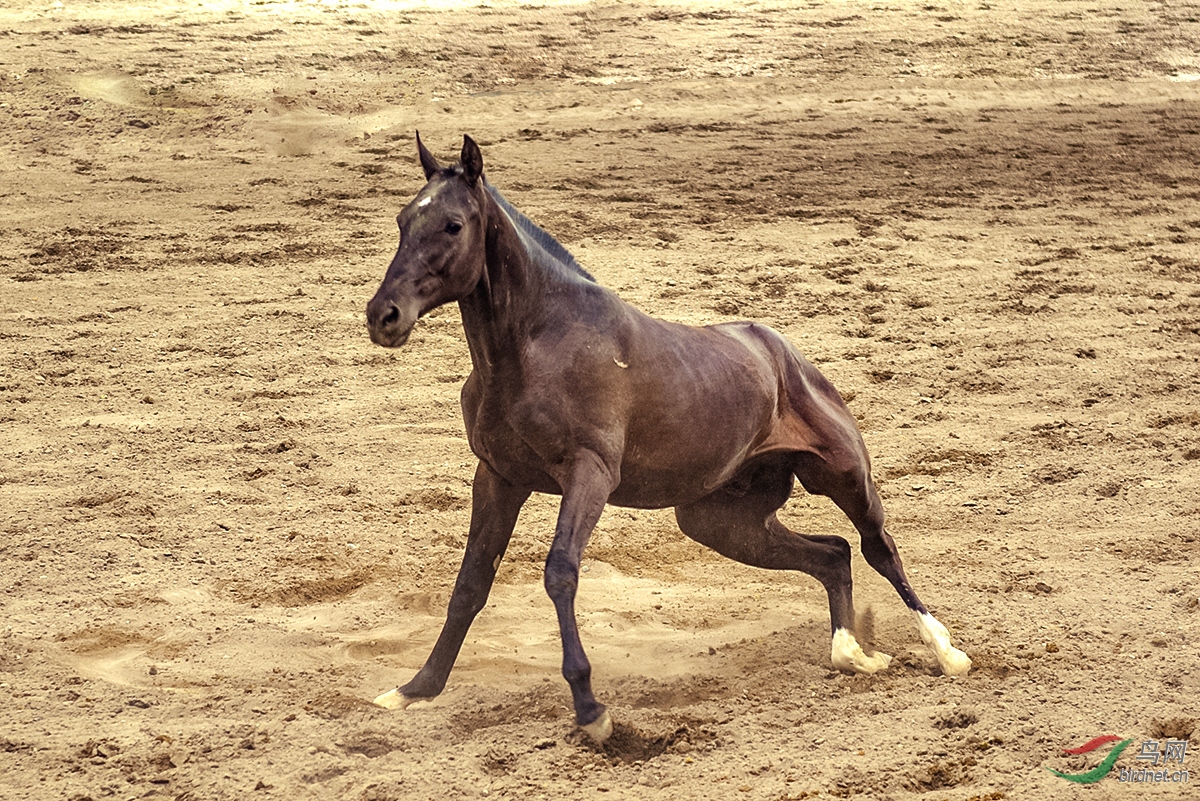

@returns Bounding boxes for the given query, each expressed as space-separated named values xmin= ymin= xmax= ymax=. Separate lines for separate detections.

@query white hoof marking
xmin=830 ymin=627 xmax=893 ymax=674
xmin=581 ymin=710 xmax=613 ymax=743
xmin=373 ymin=688 xmax=413 ymax=710
xmin=914 ymin=611 xmax=972 ymax=676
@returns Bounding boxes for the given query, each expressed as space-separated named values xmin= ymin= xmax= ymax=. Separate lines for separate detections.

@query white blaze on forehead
xmin=418 ymin=197 xmax=432 ymax=207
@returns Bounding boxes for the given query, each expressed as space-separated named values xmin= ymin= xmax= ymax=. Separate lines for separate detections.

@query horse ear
xmin=460 ymin=134 xmax=484 ymax=186
xmin=416 ymin=131 xmax=441 ymax=180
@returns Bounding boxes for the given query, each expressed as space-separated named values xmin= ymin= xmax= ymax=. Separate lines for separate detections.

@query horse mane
xmin=485 ymin=183 xmax=596 ymax=282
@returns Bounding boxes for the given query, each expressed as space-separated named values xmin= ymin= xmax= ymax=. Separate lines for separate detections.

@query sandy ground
xmin=2 ymin=0 xmax=1199 ymax=799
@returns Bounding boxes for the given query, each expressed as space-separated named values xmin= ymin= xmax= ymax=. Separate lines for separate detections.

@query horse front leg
xmin=374 ymin=460 xmax=530 ymax=709
xmin=544 ymin=450 xmax=618 ymax=743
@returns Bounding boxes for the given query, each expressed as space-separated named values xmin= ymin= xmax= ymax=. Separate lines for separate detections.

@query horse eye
xmin=445 ymin=222 xmax=463 ymax=235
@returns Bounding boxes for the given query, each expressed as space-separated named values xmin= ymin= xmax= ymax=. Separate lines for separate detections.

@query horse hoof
xmin=581 ymin=710 xmax=613 ymax=743
xmin=938 ymin=647 xmax=972 ymax=677
xmin=830 ymin=627 xmax=893 ymax=674
xmin=914 ymin=611 xmax=972 ymax=677
xmin=373 ymin=688 xmax=413 ymax=710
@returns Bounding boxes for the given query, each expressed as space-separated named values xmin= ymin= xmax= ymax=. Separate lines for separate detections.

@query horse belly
xmin=600 ymin=325 xmax=780 ymax=508
xmin=606 ymin=463 xmax=742 ymax=509
xmin=609 ymin=391 xmax=774 ymax=509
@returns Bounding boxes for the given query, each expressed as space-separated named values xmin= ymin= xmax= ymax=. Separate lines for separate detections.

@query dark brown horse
xmin=365 ymin=134 xmax=970 ymax=742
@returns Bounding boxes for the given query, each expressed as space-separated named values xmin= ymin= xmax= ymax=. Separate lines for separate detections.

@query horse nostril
xmin=381 ymin=305 xmax=400 ymax=327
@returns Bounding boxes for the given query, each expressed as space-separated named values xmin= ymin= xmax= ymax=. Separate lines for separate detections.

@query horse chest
xmin=461 ymin=382 xmax=571 ymax=493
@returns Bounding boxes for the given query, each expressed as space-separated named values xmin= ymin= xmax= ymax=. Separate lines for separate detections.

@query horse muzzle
xmin=366 ymin=297 xmax=417 ymax=348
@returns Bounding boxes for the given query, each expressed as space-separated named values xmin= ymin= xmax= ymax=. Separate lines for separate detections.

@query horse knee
xmin=447 ymin=583 xmax=489 ymax=619
xmin=803 ymin=532 xmax=852 ymax=588
xmin=543 ymin=551 xmax=579 ymax=600
xmin=860 ymin=529 xmax=901 ymax=572
xmin=827 ymin=535 xmax=852 ymax=573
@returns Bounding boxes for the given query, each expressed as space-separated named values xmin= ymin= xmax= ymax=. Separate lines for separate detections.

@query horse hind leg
xmin=674 ymin=461 xmax=891 ymax=675
xmin=793 ymin=451 xmax=971 ymax=677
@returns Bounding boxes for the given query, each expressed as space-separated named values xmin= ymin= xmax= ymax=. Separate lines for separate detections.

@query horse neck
xmin=457 ymin=189 xmax=551 ymax=374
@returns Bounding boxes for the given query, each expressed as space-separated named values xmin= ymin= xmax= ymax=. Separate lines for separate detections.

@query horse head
xmin=366 ymin=133 xmax=487 ymax=348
